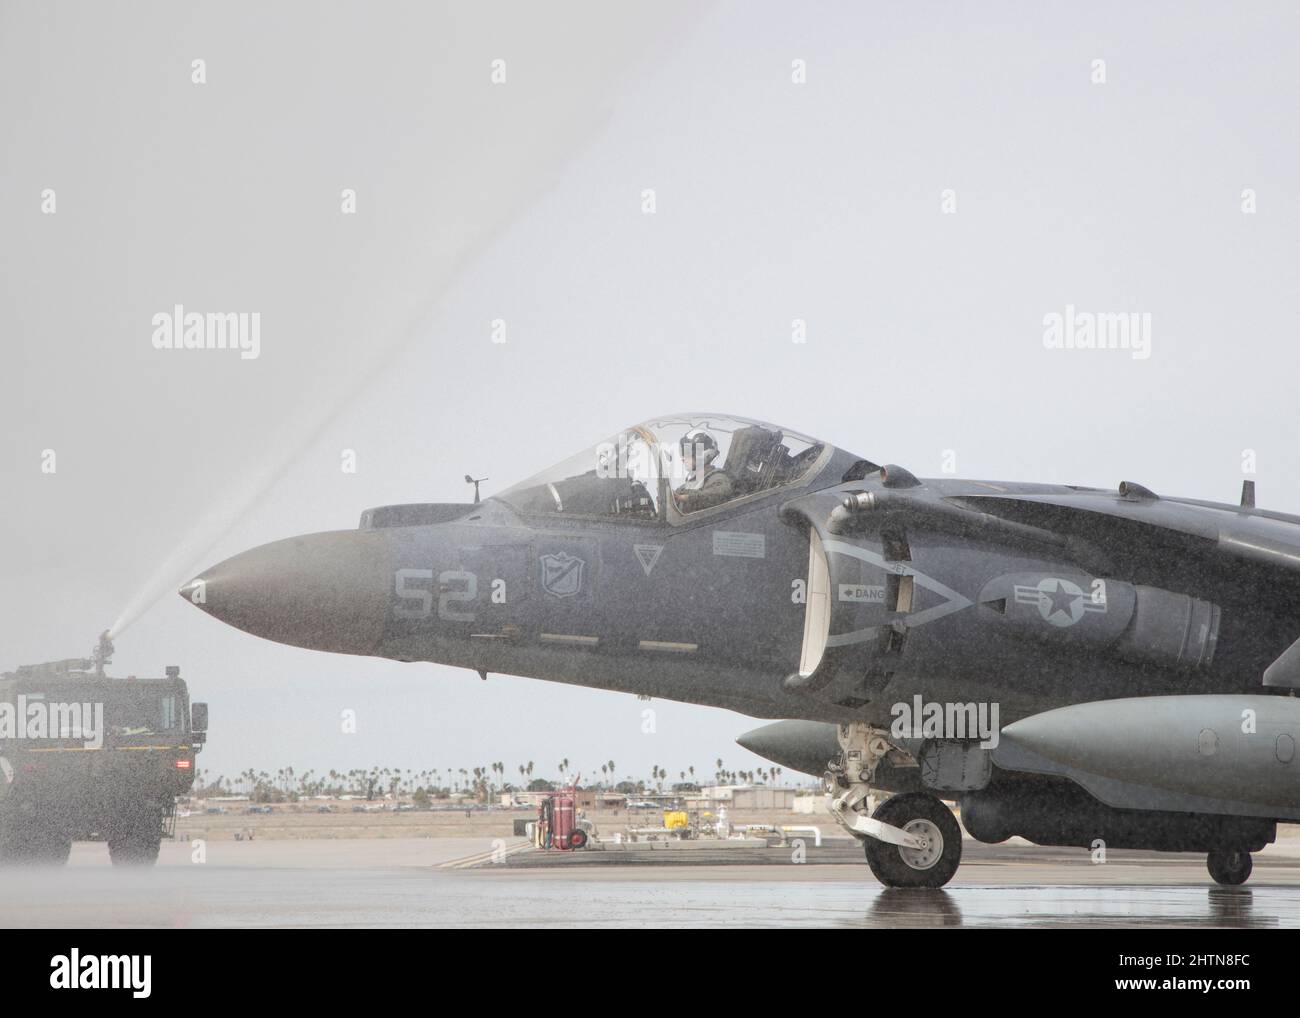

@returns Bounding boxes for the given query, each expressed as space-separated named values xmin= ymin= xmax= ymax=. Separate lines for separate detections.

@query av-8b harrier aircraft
xmin=181 ymin=413 xmax=1300 ymax=887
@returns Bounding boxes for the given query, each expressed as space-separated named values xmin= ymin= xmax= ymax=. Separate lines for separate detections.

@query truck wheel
xmin=1207 ymin=849 xmax=1252 ymax=886
xmin=107 ymin=806 xmax=163 ymax=866
xmin=108 ymin=829 xmax=161 ymax=866
xmin=0 ymin=823 xmax=71 ymax=866
xmin=41 ymin=835 xmax=71 ymax=866
xmin=864 ymin=793 xmax=962 ymax=889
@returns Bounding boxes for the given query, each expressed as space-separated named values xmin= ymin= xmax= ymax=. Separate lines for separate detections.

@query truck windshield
xmin=106 ymin=689 xmax=181 ymax=734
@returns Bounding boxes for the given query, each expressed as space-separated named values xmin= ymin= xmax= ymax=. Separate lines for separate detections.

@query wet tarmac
xmin=0 ymin=837 xmax=1296 ymax=928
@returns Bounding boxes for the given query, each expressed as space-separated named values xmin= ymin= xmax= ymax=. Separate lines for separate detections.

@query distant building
xmin=792 ymin=793 xmax=830 ymax=815
xmin=687 ymin=785 xmax=797 ymax=810
xmin=500 ymin=789 xmax=627 ymax=811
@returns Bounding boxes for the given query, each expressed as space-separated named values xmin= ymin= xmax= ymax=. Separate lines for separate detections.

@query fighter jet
xmin=181 ymin=412 xmax=1300 ymax=887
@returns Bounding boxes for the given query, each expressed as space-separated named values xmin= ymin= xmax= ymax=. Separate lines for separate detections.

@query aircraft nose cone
xmin=180 ymin=530 xmax=392 ymax=655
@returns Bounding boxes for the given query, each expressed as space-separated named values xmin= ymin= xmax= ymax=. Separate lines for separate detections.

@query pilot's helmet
xmin=679 ymin=429 xmax=720 ymax=466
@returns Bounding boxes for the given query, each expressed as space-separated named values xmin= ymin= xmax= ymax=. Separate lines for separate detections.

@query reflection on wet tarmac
xmin=860 ymin=886 xmax=1269 ymax=929
xmin=866 ymin=889 xmax=964 ymax=928
xmin=0 ymin=839 xmax=1293 ymax=928
xmin=0 ymin=870 xmax=1290 ymax=929
xmin=449 ymin=879 xmax=1284 ymax=929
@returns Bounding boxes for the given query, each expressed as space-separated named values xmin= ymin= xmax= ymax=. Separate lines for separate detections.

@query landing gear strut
xmin=827 ymin=723 xmax=962 ymax=888
xmin=1207 ymin=849 xmax=1252 ymax=886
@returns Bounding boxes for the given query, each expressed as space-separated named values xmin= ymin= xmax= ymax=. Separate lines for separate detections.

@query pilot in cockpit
xmin=672 ymin=430 xmax=734 ymax=513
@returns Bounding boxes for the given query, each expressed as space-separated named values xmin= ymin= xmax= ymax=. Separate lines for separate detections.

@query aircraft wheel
xmin=1207 ymin=849 xmax=1252 ymax=886
xmin=864 ymin=793 xmax=962 ymax=889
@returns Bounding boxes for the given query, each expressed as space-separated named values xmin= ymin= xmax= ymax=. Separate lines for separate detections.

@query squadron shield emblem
xmin=540 ymin=552 xmax=585 ymax=598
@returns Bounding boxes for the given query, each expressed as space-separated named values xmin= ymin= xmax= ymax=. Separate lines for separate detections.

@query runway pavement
xmin=0 ymin=836 xmax=1296 ymax=927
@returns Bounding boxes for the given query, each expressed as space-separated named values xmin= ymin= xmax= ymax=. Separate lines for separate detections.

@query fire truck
xmin=0 ymin=634 xmax=207 ymax=865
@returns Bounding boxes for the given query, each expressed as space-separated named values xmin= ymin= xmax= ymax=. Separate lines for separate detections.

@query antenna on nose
xmin=464 ymin=474 xmax=488 ymax=503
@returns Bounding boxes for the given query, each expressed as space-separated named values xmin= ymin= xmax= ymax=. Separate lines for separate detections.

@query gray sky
xmin=4 ymin=1 xmax=1298 ymax=788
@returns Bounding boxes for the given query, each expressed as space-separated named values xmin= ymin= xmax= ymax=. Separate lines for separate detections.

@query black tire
xmin=108 ymin=829 xmax=161 ymax=866
xmin=107 ymin=805 xmax=163 ymax=867
xmin=569 ymin=829 xmax=588 ymax=850
xmin=1207 ymin=849 xmax=1252 ymax=886
xmin=0 ymin=819 xmax=71 ymax=866
xmin=864 ymin=793 xmax=962 ymax=889
xmin=41 ymin=834 xmax=72 ymax=866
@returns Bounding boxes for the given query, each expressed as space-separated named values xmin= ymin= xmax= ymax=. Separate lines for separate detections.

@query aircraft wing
xmin=956 ymin=488 xmax=1300 ymax=577
xmin=823 ymin=478 xmax=1300 ymax=609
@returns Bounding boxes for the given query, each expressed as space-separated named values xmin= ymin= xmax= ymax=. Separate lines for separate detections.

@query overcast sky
xmin=4 ymin=1 xmax=1298 ymax=789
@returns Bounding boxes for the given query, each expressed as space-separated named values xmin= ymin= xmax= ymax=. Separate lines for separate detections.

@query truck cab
xmin=0 ymin=652 xmax=208 ymax=865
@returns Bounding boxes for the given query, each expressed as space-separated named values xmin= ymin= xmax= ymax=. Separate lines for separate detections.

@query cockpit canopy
xmin=497 ymin=413 xmax=831 ymax=521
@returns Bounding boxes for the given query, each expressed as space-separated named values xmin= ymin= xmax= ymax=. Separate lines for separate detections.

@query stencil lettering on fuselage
xmin=821 ymin=540 xmax=972 ymax=647
xmin=713 ymin=531 xmax=765 ymax=558
xmin=838 ymin=584 xmax=885 ymax=603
